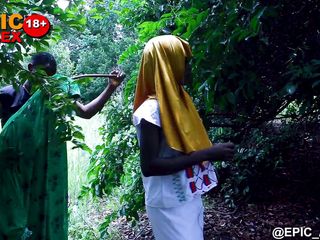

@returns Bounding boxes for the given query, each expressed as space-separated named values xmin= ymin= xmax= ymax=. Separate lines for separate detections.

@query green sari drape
xmin=0 ymin=90 xmax=68 ymax=239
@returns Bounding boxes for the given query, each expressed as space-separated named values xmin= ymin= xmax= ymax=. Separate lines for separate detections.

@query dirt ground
xmin=111 ymin=193 xmax=320 ymax=240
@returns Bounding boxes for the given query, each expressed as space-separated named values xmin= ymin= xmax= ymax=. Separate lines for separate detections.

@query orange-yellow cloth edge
xmin=133 ymin=35 xmax=212 ymax=154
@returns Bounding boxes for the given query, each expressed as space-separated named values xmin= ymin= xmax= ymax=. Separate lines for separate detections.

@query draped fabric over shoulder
xmin=133 ymin=35 xmax=212 ymax=154
xmin=0 ymin=90 xmax=68 ymax=240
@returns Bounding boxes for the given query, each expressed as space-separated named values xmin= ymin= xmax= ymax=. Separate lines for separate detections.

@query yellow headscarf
xmin=133 ymin=35 xmax=212 ymax=154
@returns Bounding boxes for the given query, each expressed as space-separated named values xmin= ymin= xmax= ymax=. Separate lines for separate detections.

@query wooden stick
xmin=72 ymin=74 xmax=117 ymax=80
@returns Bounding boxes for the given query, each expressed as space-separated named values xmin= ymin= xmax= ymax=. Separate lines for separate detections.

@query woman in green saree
xmin=0 ymin=90 xmax=69 ymax=239
xmin=0 ymin=52 xmax=124 ymax=239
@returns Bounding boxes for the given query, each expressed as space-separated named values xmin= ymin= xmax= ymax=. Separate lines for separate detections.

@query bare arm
xmin=75 ymin=84 xmax=116 ymax=119
xmin=75 ymin=71 xmax=125 ymax=119
xmin=139 ymin=119 xmax=235 ymax=177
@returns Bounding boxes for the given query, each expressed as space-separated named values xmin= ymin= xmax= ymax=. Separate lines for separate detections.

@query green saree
xmin=0 ymin=83 xmax=78 ymax=239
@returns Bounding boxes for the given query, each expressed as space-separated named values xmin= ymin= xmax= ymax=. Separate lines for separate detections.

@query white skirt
xmin=146 ymin=197 xmax=204 ymax=240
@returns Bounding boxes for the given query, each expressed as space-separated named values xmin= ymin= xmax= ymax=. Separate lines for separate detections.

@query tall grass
xmin=68 ymin=115 xmax=108 ymax=240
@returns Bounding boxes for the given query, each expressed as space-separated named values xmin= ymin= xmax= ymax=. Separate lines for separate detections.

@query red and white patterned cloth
xmin=133 ymin=99 xmax=218 ymax=208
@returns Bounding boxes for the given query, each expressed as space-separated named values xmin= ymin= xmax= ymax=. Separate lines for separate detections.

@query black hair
xmin=31 ymin=52 xmax=57 ymax=76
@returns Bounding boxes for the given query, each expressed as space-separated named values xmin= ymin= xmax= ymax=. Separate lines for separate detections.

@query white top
xmin=133 ymin=99 xmax=218 ymax=208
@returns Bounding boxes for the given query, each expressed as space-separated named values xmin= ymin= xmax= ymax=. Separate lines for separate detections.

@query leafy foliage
xmin=0 ymin=0 xmax=90 ymax=150
xmin=3 ymin=0 xmax=319 ymax=237
xmin=83 ymin=0 xmax=320 ymax=230
xmin=64 ymin=0 xmax=320 ymax=234
xmin=0 ymin=0 xmax=86 ymax=85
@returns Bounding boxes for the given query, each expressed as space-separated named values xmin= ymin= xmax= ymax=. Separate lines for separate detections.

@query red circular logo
xmin=23 ymin=14 xmax=51 ymax=38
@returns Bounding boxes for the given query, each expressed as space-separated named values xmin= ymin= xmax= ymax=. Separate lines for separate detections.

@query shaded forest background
xmin=1 ymin=0 xmax=320 ymax=239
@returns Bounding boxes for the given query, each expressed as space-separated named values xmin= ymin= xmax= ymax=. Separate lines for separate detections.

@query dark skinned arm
xmin=75 ymin=83 xmax=117 ymax=119
xmin=139 ymin=119 xmax=235 ymax=177
xmin=75 ymin=70 xmax=125 ymax=119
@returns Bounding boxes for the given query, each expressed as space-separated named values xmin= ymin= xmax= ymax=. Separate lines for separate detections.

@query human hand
xmin=108 ymin=69 xmax=126 ymax=88
xmin=206 ymin=142 xmax=235 ymax=162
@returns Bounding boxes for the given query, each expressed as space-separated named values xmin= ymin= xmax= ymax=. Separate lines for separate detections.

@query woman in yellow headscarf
xmin=133 ymin=35 xmax=235 ymax=240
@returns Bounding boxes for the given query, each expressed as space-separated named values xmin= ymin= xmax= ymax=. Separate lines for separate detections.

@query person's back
xmin=0 ymin=90 xmax=69 ymax=239
xmin=0 ymin=52 xmax=65 ymax=239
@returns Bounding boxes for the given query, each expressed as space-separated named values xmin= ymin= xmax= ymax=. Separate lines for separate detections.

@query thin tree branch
xmin=72 ymin=74 xmax=116 ymax=80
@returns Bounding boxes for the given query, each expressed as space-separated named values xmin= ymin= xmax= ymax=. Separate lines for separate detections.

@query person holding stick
xmin=0 ymin=52 xmax=125 ymax=127
xmin=0 ymin=52 xmax=124 ymax=239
